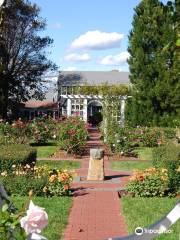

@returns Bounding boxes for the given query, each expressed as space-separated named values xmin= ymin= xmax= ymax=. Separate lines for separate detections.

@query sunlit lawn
xmin=111 ymin=161 xmax=152 ymax=171
xmin=12 ymin=196 xmax=72 ymax=240
xmin=134 ymin=147 xmax=154 ymax=161
xmin=122 ymin=197 xmax=179 ymax=240
xmin=36 ymin=160 xmax=81 ymax=169
xmin=35 ymin=146 xmax=59 ymax=158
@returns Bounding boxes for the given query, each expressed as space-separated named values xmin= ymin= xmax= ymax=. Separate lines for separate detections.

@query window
xmin=71 ymin=99 xmax=84 ymax=116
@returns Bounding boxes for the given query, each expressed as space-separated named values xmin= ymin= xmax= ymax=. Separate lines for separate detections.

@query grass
xmin=12 ymin=196 xmax=72 ymax=240
xmin=122 ymin=197 xmax=180 ymax=240
xmin=133 ymin=147 xmax=154 ymax=161
xmin=36 ymin=160 xmax=81 ymax=170
xmin=111 ymin=161 xmax=152 ymax=171
xmin=35 ymin=146 xmax=59 ymax=158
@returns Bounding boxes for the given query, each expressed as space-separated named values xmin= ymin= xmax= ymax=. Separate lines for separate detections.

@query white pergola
xmin=59 ymin=94 xmax=127 ymax=124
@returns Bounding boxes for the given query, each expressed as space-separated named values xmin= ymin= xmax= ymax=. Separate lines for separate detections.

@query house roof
xmin=23 ymin=101 xmax=58 ymax=109
xmin=58 ymin=70 xmax=129 ymax=86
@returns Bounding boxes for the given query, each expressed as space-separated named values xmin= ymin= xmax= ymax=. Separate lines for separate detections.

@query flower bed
xmin=29 ymin=116 xmax=57 ymax=145
xmin=127 ymin=167 xmax=169 ymax=197
xmin=1 ymin=164 xmax=74 ymax=197
xmin=57 ymin=116 xmax=88 ymax=155
xmin=0 ymin=118 xmax=31 ymax=145
xmin=104 ymin=126 xmax=176 ymax=157
xmin=0 ymin=144 xmax=37 ymax=172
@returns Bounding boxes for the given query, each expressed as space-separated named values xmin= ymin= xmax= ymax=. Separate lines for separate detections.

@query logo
xmin=135 ymin=227 xmax=143 ymax=235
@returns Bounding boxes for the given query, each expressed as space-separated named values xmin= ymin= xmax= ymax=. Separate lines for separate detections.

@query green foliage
xmin=78 ymin=84 xmax=129 ymax=133
xmin=77 ymin=84 xmax=129 ymax=96
xmin=30 ymin=116 xmax=57 ymax=145
xmin=0 ymin=0 xmax=56 ymax=118
xmin=0 ymin=203 xmax=26 ymax=240
xmin=127 ymin=168 xmax=169 ymax=197
xmin=1 ymin=164 xmax=74 ymax=197
xmin=0 ymin=119 xmax=31 ymax=145
xmin=127 ymin=0 xmax=180 ymax=126
xmin=0 ymin=144 xmax=37 ymax=172
xmin=108 ymin=127 xmax=160 ymax=156
xmin=105 ymin=125 xmax=177 ymax=156
xmin=152 ymin=143 xmax=180 ymax=194
xmin=57 ymin=117 xmax=88 ymax=155
xmin=2 ymin=175 xmax=46 ymax=197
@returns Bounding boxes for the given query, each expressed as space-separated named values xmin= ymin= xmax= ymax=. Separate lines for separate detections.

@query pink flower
xmin=20 ymin=201 xmax=48 ymax=234
xmin=157 ymin=139 xmax=162 ymax=145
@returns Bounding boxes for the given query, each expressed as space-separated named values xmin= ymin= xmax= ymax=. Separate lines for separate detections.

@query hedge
xmin=152 ymin=143 xmax=180 ymax=194
xmin=0 ymin=145 xmax=37 ymax=172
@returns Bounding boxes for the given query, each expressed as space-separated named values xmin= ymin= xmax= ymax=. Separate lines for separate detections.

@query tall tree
xmin=126 ymin=0 xmax=180 ymax=126
xmin=0 ymin=0 xmax=56 ymax=118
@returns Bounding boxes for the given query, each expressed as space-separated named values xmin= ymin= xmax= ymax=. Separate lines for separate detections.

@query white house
xmin=58 ymin=70 xmax=129 ymax=124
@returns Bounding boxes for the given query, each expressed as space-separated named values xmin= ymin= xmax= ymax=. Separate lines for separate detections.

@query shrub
xmin=127 ymin=168 xmax=169 ymax=197
xmin=152 ymin=143 xmax=180 ymax=194
xmin=0 ymin=119 xmax=31 ymax=145
xmin=43 ymin=169 xmax=73 ymax=196
xmin=57 ymin=117 xmax=88 ymax=155
xmin=2 ymin=175 xmax=47 ymax=196
xmin=0 ymin=164 xmax=74 ymax=197
xmin=29 ymin=116 xmax=57 ymax=145
xmin=111 ymin=127 xmax=161 ymax=156
xmin=0 ymin=145 xmax=37 ymax=172
xmin=106 ymin=126 xmax=177 ymax=156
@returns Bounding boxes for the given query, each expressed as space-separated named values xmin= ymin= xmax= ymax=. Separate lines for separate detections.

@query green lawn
xmin=122 ymin=197 xmax=180 ymax=240
xmin=35 ymin=146 xmax=59 ymax=158
xmin=133 ymin=147 xmax=154 ymax=161
xmin=111 ymin=161 xmax=152 ymax=171
xmin=37 ymin=160 xmax=81 ymax=169
xmin=12 ymin=196 xmax=72 ymax=240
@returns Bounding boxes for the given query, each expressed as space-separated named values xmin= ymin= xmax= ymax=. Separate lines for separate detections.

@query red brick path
xmin=62 ymin=128 xmax=131 ymax=240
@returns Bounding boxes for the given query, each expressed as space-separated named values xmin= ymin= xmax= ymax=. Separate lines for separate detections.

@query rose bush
xmin=106 ymin=126 xmax=176 ymax=156
xmin=0 ymin=119 xmax=31 ymax=145
xmin=126 ymin=167 xmax=170 ymax=197
xmin=0 ymin=198 xmax=48 ymax=240
xmin=29 ymin=116 xmax=57 ymax=145
xmin=43 ymin=169 xmax=74 ymax=196
xmin=57 ymin=117 xmax=88 ymax=155
xmin=1 ymin=164 xmax=74 ymax=197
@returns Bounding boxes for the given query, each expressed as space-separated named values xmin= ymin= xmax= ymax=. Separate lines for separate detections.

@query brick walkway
xmin=62 ymin=128 xmax=131 ymax=240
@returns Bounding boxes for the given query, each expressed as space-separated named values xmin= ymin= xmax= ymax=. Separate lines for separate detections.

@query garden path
xmin=62 ymin=128 xmax=131 ymax=240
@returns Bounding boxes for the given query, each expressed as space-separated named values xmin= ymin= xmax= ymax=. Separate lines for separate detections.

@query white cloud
xmin=64 ymin=53 xmax=91 ymax=62
xmin=63 ymin=67 xmax=77 ymax=71
xmin=100 ymin=51 xmax=130 ymax=65
xmin=70 ymin=30 xmax=124 ymax=50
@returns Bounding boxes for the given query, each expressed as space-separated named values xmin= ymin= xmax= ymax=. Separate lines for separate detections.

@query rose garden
xmin=0 ymin=115 xmax=179 ymax=239
xmin=0 ymin=0 xmax=180 ymax=239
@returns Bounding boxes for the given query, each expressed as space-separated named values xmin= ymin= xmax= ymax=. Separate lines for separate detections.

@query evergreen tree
xmin=126 ymin=0 xmax=180 ymax=126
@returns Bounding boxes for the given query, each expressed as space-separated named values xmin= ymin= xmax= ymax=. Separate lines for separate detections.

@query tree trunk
xmin=0 ymin=79 xmax=8 ymax=119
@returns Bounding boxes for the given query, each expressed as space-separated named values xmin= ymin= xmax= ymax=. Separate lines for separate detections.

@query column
xmin=67 ymin=98 xmax=71 ymax=116
xmin=53 ymin=111 xmax=56 ymax=119
xmin=120 ymin=98 xmax=126 ymax=127
xmin=83 ymin=98 xmax=88 ymax=122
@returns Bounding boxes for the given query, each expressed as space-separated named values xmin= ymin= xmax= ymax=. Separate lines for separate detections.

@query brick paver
xmin=62 ymin=128 xmax=131 ymax=240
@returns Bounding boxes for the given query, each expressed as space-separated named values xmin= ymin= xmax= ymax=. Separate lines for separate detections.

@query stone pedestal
xmin=87 ymin=149 xmax=104 ymax=181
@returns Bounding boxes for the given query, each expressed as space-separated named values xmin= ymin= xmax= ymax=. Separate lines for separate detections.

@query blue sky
xmin=33 ymin=0 xmax=164 ymax=72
